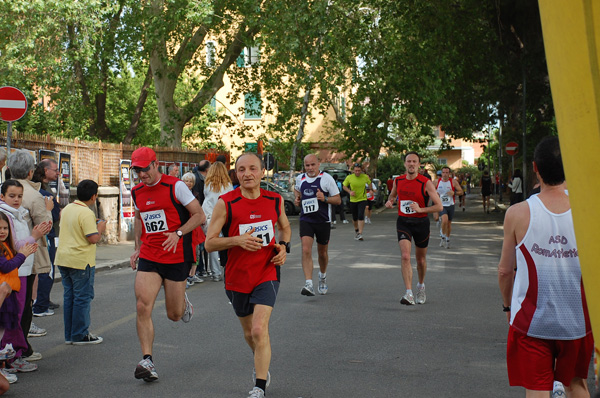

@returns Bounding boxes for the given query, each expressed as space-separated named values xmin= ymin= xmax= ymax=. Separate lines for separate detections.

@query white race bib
xmin=441 ymin=195 xmax=452 ymax=205
xmin=302 ymin=197 xmax=319 ymax=214
xmin=239 ymin=220 xmax=275 ymax=247
xmin=141 ymin=209 xmax=169 ymax=234
xmin=400 ymin=200 xmax=416 ymax=215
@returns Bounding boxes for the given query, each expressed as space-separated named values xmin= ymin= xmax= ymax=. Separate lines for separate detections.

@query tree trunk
xmin=124 ymin=65 xmax=153 ymax=145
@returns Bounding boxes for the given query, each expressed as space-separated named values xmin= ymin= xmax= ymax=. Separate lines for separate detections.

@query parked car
xmin=260 ymin=180 xmax=301 ymax=216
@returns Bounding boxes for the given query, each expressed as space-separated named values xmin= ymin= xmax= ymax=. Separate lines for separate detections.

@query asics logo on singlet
xmin=144 ymin=213 xmax=161 ymax=221
xmin=249 ymin=214 xmax=262 ymax=219
xmin=303 ymin=189 xmax=315 ymax=196
xmin=146 ymin=201 xmax=155 ymax=205
xmin=253 ymin=224 xmax=269 ymax=233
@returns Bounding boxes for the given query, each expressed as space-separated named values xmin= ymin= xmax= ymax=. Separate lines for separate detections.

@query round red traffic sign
xmin=505 ymin=141 xmax=519 ymax=156
xmin=0 ymin=86 xmax=28 ymax=122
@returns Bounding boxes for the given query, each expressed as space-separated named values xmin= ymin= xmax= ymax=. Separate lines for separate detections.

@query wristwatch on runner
xmin=175 ymin=230 xmax=183 ymax=238
xmin=279 ymin=241 xmax=291 ymax=253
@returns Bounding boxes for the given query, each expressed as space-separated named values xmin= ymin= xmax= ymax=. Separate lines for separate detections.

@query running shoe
xmin=33 ymin=308 xmax=55 ymax=317
xmin=182 ymin=293 xmax=193 ymax=322
xmin=332 ymin=220 xmax=337 ymax=225
xmin=252 ymin=369 xmax=271 ymax=387
xmin=191 ymin=274 xmax=204 ymax=283
xmin=342 ymin=220 xmax=349 ymax=224
xmin=318 ymin=275 xmax=328 ymax=295
xmin=186 ymin=277 xmax=194 ymax=289
xmin=416 ymin=286 xmax=426 ymax=304
xmin=28 ymin=323 xmax=47 ymax=337
xmin=445 ymin=239 xmax=450 ymax=249
xmin=73 ymin=334 xmax=103 ymax=345
xmin=0 ymin=368 xmax=17 ymax=384
xmin=439 ymin=237 xmax=445 ymax=247
xmin=0 ymin=344 xmax=15 ymax=361
xmin=212 ymin=275 xmax=223 ymax=282
xmin=9 ymin=358 xmax=38 ymax=373
xmin=23 ymin=351 xmax=42 ymax=361
xmin=248 ymin=387 xmax=265 ymax=398
xmin=400 ymin=293 xmax=415 ymax=305
xmin=134 ymin=358 xmax=158 ymax=382
xmin=357 ymin=233 xmax=364 ymax=241
xmin=552 ymin=381 xmax=566 ymax=398
xmin=301 ymin=282 xmax=315 ymax=296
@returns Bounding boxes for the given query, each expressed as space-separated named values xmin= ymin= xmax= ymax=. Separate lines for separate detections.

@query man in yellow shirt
xmin=342 ymin=163 xmax=371 ymax=241
xmin=55 ymin=180 xmax=106 ymax=345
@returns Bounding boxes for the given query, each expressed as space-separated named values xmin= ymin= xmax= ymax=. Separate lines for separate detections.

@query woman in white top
xmin=509 ymin=169 xmax=524 ymax=206
xmin=202 ymin=162 xmax=233 ymax=281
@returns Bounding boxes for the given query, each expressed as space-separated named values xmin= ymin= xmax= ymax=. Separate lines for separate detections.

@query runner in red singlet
xmin=385 ymin=152 xmax=442 ymax=306
xmin=205 ymin=153 xmax=291 ymax=398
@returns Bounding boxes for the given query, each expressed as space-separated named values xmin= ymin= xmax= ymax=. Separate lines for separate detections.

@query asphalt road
xmin=15 ymin=198 xmax=595 ymax=397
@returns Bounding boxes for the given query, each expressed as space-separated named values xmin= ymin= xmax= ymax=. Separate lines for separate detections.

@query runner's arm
xmin=272 ymin=199 xmax=292 ymax=266
xmin=385 ymin=179 xmax=397 ymax=208
xmin=130 ymin=209 xmax=142 ymax=270
xmin=161 ymin=199 xmax=206 ymax=253
xmin=415 ymin=180 xmax=443 ymax=213
xmin=498 ymin=206 xmax=521 ymax=321
xmin=453 ymin=179 xmax=464 ymax=196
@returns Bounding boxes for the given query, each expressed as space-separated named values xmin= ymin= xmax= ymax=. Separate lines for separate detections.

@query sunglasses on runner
xmin=132 ymin=162 xmax=154 ymax=173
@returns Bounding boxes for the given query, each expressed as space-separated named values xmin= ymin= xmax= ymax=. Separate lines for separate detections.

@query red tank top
xmin=395 ymin=174 xmax=430 ymax=218
xmin=132 ymin=175 xmax=192 ymax=264
xmin=221 ymin=188 xmax=281 ymax=293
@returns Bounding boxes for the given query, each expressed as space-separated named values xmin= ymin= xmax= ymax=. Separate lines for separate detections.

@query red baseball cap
xmin=131 ymin=147 xmax=157 ymax=168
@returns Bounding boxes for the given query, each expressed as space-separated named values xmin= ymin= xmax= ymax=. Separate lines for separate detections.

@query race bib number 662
xmin=141 ymin=209 xmax=168 ymax=234
xmin=239 ymin=220 xmax=275 ymax=246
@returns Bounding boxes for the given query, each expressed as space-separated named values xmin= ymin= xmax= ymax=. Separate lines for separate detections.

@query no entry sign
xmin=505 ymin=141 xmax=519 ymax=156
xmin=0 ymin=86 xmax=28 ymax=122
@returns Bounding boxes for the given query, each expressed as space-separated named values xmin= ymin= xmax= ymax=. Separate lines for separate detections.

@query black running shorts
xmin=396 ymin=216 xmax=430 ymax=248
xmin=349 ymin=200 xmax=367 ymax=221
xmin=226 ymin=280 xmax=280 ymax=318
xmin=137 ymin=258 xmax=191 ymax=282
xmin=299 ymin=220 xmax=331 ymax=245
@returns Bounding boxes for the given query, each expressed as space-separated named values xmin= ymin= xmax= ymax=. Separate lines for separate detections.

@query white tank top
xmin=511 ymin=195 xmax=591 ymax=339
xmin=436 ymin=179 xmax=454 ymax=207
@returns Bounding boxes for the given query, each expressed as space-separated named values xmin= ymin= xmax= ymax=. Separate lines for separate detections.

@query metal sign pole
xmin=6 ymin=121 xmax=12 ymax=155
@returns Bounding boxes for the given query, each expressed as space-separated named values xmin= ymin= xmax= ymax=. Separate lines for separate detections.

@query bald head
xmin=303 ymin=154 xmax=320 ymax=178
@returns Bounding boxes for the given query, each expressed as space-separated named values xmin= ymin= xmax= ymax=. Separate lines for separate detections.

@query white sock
xmin=406 ymin=289 xmax=413 ymax=296
xmin=319 ymin=272 xmax=326 ymax=279
xmin=306 ymin=279 xmax=313 ymax=286
xmin=417 ymin=283 xmax=424 ymax=290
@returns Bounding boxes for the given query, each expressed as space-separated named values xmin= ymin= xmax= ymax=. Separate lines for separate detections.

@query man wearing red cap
xmin=128 ymin=147 xmax=206 ymax=382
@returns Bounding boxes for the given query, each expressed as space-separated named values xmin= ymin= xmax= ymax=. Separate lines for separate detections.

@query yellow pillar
xmin=538 ymin=0 xmax=600 ymax=379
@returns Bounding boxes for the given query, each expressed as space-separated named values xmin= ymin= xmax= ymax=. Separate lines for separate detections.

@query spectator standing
xmin=331 ymin=175 xmax=348 ymax=225
xmin=509 ymin=169 xmax=524 ymax=206
xmin=181 ymin=172 xmax=206 ymax=288
xmin=32 ymin=159 xmax=61 ymax=317
xmin=55 ymin=180 xmax=106 ymax=345
xmin=202 ymin=162 xmax=233 ymax=282
xmin=168 ymin=163 xmax=180 ymax=178
xmin=5 ymin=150 xmax=52 ymax=363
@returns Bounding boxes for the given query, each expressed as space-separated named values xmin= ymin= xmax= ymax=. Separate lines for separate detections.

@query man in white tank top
xmin=497 ymin=136 xmax=593 ymax=397
xmin=435 ymin=167 xmax=463 ymax=249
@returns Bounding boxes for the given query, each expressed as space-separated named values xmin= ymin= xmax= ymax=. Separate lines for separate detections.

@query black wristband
xmin=503 ymin=305 xmax=511 ymax=312
xmin=279 ymin=241 xmax=290 ymax=253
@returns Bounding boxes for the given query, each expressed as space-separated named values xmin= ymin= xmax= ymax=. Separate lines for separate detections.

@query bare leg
xmin=238 ymin=305 xmax=273 ymax=381
xmin=564 ymin=377 xmax=590 ymax=398
xmin=399 ymin=240 xmax=413 ymax=290
xmin=301 ymin=236 xmax=315 ymax=281
xmin=134 ymin=272 xmax=162 ymax=356
xmin=415 ymin=246 xmax=428 ymax=284
xmin=163 ymin=279 xmax=187 ymax=321
xmin=317 ymin=243 xmax=329 ymax=274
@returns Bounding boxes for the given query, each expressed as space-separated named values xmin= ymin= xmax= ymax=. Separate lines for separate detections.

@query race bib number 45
xmin=239 ymin=220 xmax=275 ymax=246
xmin=141 ymin=209 xmax=168 ymax=234
xmin=400 ymin=200 xmax=417 ymax=215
